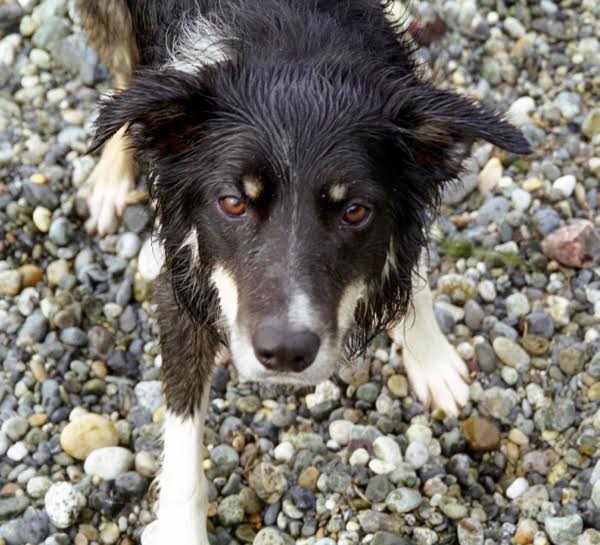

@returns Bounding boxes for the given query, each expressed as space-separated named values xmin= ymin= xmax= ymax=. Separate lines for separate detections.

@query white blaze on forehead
xmin=210 ymin=265 xmax=239 ymax=325
xmin=337 ymin=279 xmax=367 ymax=334
xmin=167 ymin=15 xmax=231 ymax=74
xmin=288 ymin=291 xmax=317 ymax=329
xmin=243 ymin=175 xmax=263 ymax=200
xmin=329 ymin=183 xmax=348 ymax=202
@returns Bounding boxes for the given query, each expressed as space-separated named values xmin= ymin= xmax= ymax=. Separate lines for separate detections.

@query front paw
xmin=141 ymin=517 xmax=210 ymax=545
xmin=401 ymin=336 xmax=470 ymax=417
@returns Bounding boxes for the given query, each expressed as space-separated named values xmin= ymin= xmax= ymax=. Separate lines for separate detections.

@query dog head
xmin=91 ymin=54 xmax=530 ymax=385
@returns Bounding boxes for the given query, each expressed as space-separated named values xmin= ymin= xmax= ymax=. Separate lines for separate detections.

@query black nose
xmin=252 ymin=322 xmax=321 ymax=373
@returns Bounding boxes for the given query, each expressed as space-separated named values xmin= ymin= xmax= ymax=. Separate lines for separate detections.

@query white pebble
xmin=506 ymin=477 xmax=529 ymax=499
xmin=405 ymin=442 xmax=429 ymax=469
xmin=45 ymin=482 xmax=85 ymax=529
xmin=273 ymin=441 xmax=295 ymax=463
xmin=349 ymin=448 xmax=370 ymax=466
xmin=368 ymin=459 xmax=396 ymax=475
xmin=7 ymin=441 xmax=28 ymax=462
xmin=406 ymin=424 xmax=433 ymax=445
xmin=507 ymin=96 xmax=536 ymax=126
xmin=137 ymin=238 xmax=165 ymax=281
xmin=328 ymin=420 xmax=354 ymax=446
xmin=552 ymin=174 xmax=576 ymax=197
xmin=478 ymin=280 xmax=497 ymax=302
xmin=373 ymin=436 xmax=402 ymax=466
xmin=84 ymin=447 xmax=134 ymax=480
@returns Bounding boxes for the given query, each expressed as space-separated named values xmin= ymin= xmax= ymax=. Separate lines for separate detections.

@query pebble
xmin=385 ymin=488 xmax=422 ymax=513
xmin=135 ymin=451 xmax=158 ymax=478
xmin=60 ymin=414 xmax=119 ymax=461
xmin=506 ymin=477 xmax=529 ymax=499
xmin=0 ymin=270 xmax=21 ymax=296
xmin=84 ymin=447 xmax=134 ymax=480
xmin=404 ymin=442 xmax=428 ymax=469
xmin=462 ymin=416 xmax=501 ymax=451
xmin=552 ymin=175 xmax=577 ymax=197
xmin=137 ymin=238 xmax=165 ymax=281
xmin=44 ymin=483 xmax=83 ymax=529
xmin=273 ymin=441 xmax=294 ymax=463
xmin=253 ymin=528 xmax=290 ymax=545
xmin=457 ymin=518 xmax=484 ymax=545
xmin=248 ymin=463 xmax=287 ymax=504
xmin=493 ymin=337 xmax=530 ymax=367
xmin=27 ymin=476 xmax=53 ymax=499
xmin=545 ymin=515 xmax=583 ymax=545
xmin=328 ymin=420 xmax=354 ymax=446
xmin=373 ymin=436 xmax=402 ymax=467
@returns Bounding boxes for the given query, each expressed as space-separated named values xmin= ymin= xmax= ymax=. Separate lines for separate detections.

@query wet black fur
xmin=86 ymin=0 xmax=531 ymax=418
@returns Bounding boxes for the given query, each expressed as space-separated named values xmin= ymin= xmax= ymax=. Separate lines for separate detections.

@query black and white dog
xmin=76 ymin=1 xmax=530 ymax=543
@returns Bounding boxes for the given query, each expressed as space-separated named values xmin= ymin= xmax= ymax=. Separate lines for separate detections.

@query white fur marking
xmin=390 ymin=261 xmax=469 ymax=416
xmin=142 ymin=388 xmax=210 ymax=545
xmin=179 ymin=228 xmax=200 ymax=265
xmin=288 ymin=291 xmax=316 ymax=329
xmin=329 ymin=183 xmax=348 ymax=202
xmin=167 ymin=15 xmax=231 ymax=74
xmin=337 ymin=279 xmax=367 ymax=334
xmin=243 ymin=175 xmax=263 ymax=200
xmin=210 ymin=265 xmax=239 ymax=326
xmin=382 ymin=237 xmax=397 ymax=281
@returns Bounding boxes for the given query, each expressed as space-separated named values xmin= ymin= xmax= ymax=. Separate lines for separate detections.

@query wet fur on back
xmin=85 ymin=0 xmax=531 ymax=418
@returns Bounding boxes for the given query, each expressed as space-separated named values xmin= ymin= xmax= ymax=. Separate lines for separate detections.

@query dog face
xmin=92 ymin=62 xmax=530 ymax=385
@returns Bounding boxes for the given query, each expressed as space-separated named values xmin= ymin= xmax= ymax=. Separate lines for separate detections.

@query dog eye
xmin=342 ymin=204 xmax=370 ymax=226
xmin=220 ymin=196 xmax=247 ymax=217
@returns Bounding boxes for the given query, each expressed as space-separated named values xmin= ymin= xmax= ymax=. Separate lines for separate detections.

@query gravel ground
xmin=1 ymin=0 xmax=600 ymax=544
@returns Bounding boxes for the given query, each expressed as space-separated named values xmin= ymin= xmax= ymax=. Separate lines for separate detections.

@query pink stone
xmin=541 ymin=221 xmax=600 ymax=268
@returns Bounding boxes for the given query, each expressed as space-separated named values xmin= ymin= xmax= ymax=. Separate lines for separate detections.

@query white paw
xmin=79 ymin=128 xmax=135 ymax=235
xmin=401 ymin=335 xmax=470 ymax=417
xmin=141 ymin=518 xmax=209 ymax=545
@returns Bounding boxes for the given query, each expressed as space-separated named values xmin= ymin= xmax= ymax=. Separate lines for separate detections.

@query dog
xmin=76 ymin=1 xmax=531 ymax=543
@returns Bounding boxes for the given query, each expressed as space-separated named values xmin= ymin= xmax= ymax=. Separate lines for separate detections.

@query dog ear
xmin=90 ymin=68 xmax=217 ymax=156
xmin=385 ymin=83 xmax=532 ymax=182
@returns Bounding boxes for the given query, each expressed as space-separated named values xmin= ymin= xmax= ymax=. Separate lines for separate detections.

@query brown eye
xmin=343 ymin=204 xmax=370 ymax=226
xmin=220 ymin=196 xmax=247 ymax=217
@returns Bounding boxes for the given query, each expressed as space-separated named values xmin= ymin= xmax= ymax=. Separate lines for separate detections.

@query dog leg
xmin=80 ymin=125 xmax=135 ymax=235
xmin=76 ymin=0 xmax=138 ymax=234
xmin=142 ymin=389 xmax=211 ymax=545
xmin=389 ymin=263 xmax=470 ymax=416
xmin=142 ymin=278 xmax=218 ymax=545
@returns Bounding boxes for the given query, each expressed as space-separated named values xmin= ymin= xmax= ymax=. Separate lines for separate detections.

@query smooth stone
xmin=60 ymin=414 xmax=119 ymax=461
xmin=328 ymin=420 xmax=354 ymax=446
xmin=373 ymin=436 xmax=402 ymax=467
xmin=404 ymin=442 xmax=428 ymax=469
xmin=462 ymin=416 xmax=501 ymax=451
xmin=506 ymin=477 xmax=529 ymax=499
xmin=493 ymin=337 xmax=530 ymax=367
xmin=84 ymin=447 xmax=134 ymax=480
xmin=545 ymin=515 xmax=583 ymax=545
xmin=385 ymin=488 xmax=422 ymax=513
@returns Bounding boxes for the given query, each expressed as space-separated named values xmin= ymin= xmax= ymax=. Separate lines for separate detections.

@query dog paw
xmin=401 ymin=335 xmax=470 ymax=417
xmin=142 ymin=520 xmax=210 ymax=545
xmin=79 ymin=128 xmax=135 ymax=235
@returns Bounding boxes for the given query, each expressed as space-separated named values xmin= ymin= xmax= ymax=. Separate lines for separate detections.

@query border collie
xmin=76 ymin=1 xmax=531 ymax=543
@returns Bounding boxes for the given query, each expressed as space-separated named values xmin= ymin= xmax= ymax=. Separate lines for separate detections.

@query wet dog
xmin=77 ymin=1 xmax=531 ymax=543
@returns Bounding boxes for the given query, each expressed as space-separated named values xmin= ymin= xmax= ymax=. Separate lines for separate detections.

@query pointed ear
xmin=385 ymin=84 xmax=532 ymax=181
xmin=90 ymin=68 xmax=217 ymax=156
